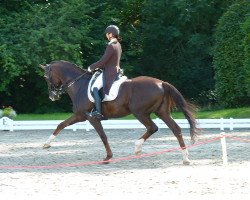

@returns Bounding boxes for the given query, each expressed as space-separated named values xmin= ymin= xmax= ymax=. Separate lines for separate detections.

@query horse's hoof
xmin=102 ymin=156 xmax=112 ymax=164
xmin=102 ymin=160 xmax=110 ymax=164
xmin=43 ymin=144 xmax=51 ymax=149
xmin=183 ymin=159 xmax=191 ymax=165
xmin=191 ymin=135 xmax=198 ymax=144
xmin=135 ymin=150 xmax=142 ymax=156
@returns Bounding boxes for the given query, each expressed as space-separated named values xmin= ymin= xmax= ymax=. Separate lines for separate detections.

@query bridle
xmin=44 ymin=64 xmax=88 ymax=98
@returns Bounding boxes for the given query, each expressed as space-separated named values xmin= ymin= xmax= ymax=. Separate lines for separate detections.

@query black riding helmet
xmin=105 ymin=25 xmax=120 ymax=37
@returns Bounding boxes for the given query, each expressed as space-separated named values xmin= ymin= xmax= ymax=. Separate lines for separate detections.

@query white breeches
xmin=91 ymin=72 xmax=103 ymax=91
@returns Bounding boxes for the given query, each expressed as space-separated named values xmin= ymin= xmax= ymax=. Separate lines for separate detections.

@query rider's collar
xmin=108 ymin=38 xmax=118 ymax=45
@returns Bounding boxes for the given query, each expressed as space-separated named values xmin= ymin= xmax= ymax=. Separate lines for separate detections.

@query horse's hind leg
xmin=134 ymin=114 xmax=158 ymax=155
xmin=156 ymin=111 xmax=191 ymax=165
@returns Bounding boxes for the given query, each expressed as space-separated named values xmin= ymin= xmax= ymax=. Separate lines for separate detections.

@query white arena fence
xmin=0 ymin=117 xmax=250 ymax=132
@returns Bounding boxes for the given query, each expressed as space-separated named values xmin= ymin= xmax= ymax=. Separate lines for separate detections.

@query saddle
xmin=87 ymin=70 xmax=127 ymax=103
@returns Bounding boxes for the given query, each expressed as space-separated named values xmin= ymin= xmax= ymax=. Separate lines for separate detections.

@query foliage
xmin=213 ymin=0 xmax=250 ymax=107
xmin=0 ymin=0 xmax=94 ymax=112
xmin=0 ymin=106 xmax=17 ymax=119
xmin=242 ymin=14 xmax=250 ymax=96
xmin=125 ymin=0 xmax=234 ymax=104
xmin=0 ymin=0 xmax=241 ymax=113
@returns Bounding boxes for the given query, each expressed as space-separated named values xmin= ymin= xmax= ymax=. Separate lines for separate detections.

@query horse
xmin=40 ymin=60 xmax=198 ymax=165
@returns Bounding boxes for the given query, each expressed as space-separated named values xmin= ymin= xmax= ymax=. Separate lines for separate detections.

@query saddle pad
xmin=87 ymin=75 xmax=128 ymax=103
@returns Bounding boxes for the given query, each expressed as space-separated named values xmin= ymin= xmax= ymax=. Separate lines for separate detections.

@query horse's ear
xmin=39 ymin=64 xmax=46 ymax=70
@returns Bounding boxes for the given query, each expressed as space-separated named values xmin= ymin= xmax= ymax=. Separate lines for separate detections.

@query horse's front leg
xmin=87 ymin=117 xmax=113 ymax=161
xmin=43 ymin=114 xmax=84 ymax=148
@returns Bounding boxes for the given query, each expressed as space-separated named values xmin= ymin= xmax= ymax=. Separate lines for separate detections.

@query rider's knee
xmin=92 ymin=87 xmax=98 ymax=92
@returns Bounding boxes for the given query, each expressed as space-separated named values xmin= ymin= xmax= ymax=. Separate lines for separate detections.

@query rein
xmin=63 ymin=72 xmax=88 ymax=90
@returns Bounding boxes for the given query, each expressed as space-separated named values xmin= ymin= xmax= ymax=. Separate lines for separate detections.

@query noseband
xmin=44 ymin=64 xmax=87 ymax=97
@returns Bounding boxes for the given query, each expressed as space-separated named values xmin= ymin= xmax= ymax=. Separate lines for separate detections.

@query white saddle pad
xmin=87 ymin=75 xmax=128 ymax=103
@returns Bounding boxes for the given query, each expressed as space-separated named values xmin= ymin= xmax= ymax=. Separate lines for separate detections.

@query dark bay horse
xmin=40 ymin=60 xmax=198 ymax=164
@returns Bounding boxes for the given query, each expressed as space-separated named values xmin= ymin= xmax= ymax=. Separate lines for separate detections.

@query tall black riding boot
xmin=87 ymin=87 xmax=104 ymax=120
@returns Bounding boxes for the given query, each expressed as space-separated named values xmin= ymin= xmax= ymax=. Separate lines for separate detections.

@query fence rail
xmin=0 ymin=117 xmax=250 ymax=132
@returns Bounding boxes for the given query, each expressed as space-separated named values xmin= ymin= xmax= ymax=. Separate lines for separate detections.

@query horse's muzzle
xmin=49 ymin=91 xmax=60 ymax=101
xmin=49 ymin=96 xmax=56 ymax=101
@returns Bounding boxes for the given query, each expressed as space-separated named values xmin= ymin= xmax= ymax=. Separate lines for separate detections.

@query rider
xmin=87 ymin=25 xmax=122 ymax=120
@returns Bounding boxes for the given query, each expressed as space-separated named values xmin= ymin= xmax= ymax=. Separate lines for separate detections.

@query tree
xmin=0 ymin=0 xmax=241 ymax=113
xmin=243 ymin=14 xmax=250 ymax=97
xmin=0 ymin=0 xmax=96 ymax=112
xmin=126 ymin=0 xmax=235 ymax=105
xmin=213 ymin=0 xmax=250 ymax=107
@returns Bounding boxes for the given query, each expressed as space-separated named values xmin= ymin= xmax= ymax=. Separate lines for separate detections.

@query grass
xmin=14 ymin=107 xmax=250 ymax=120
xmin=15 ymin=113 xmax=73 ymax=120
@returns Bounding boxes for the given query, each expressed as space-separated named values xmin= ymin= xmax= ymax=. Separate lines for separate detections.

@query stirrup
xmin=86 ymin=110 xmax=104 ymax=120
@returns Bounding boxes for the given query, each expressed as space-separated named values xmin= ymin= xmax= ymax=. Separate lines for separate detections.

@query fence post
xmin=229 ymin=117 xmax=233 ymax=131
xmin=220 ymin=132 xmax=228 ymax=166
xmin=73 ymin=124 xmax=77 ymax=132
xmin=86 ymin=121 xmax=90 ymax=131
xmin=10 ymin=118 xmax=14 ymax=131
xmin=220 ymin=118 xmax=224 ymax=130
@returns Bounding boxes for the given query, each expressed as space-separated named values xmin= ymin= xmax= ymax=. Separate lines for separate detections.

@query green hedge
xmin=213 ymin=0 xmax=250 ymax=107
xmin=243 ymin=15 xmax=250 ymax=96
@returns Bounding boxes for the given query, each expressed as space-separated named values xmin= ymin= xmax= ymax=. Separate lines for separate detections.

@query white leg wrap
xmin=182 ymin=149 xmax=191 ymax=165
xmin=135 ymin=138 xmax=145 ymax=155
xmin=45 ymin=135 xmax=56 ymax=145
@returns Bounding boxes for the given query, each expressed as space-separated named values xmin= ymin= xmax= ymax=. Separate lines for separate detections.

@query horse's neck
xmin=66 ymin=75 xmax=90 ymax=111
xmin=61 ymin=67 xmax=90 ymax=96
xmin=60 ymin=67 xmax=86 ymax=84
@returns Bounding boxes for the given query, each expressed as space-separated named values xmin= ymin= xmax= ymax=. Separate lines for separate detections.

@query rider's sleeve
xmin=89 ymin=44 xmax=114 ymax=71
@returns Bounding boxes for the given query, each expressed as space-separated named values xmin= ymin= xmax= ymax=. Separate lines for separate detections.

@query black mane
xmin=50 ymin=60 xmax=87 ymax=73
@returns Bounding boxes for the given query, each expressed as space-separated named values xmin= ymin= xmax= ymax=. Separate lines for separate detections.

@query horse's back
xmin=121 ymin=76 xmax=165 ymax=112
xmin=134 ymin=75 xmax=164 ymax=82
xmin=128 ymin=76 xmax=164 ymax=92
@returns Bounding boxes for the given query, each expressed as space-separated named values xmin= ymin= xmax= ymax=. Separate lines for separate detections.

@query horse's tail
xmin=162 ymin=82 xmax=198 ymax=143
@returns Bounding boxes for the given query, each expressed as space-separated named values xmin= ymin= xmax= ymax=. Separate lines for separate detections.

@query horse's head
xmin=40 ymin=64 xmax=64 ymax=101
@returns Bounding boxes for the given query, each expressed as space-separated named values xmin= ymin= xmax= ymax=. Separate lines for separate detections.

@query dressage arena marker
xmin=0 ymin=133 xmax=249 ymax=170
